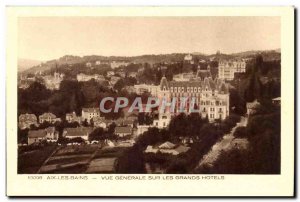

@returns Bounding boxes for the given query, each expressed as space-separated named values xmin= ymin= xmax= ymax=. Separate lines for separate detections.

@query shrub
xmin=233 ymin=126 xmax=247 ymax=138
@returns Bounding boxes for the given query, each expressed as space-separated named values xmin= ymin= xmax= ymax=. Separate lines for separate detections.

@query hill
xmin=21 ymin=49 xmax=281 ymax=75
xmin=18 ymin=58 xmax=42 ymax=72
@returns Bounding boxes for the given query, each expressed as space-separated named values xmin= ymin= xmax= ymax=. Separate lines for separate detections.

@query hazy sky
xmin=18 ymin=17 xmax=280 ymax=61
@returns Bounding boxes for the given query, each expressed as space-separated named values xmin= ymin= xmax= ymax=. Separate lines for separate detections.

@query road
xmin=196 ymin=116 xmax=248 ymax=169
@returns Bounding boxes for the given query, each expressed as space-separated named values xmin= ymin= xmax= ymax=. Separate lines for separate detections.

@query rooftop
xmin=39 ymin=112 xmax=56 ymax=119
xmin=28 ymin=129 xmax=46 ymax=138
xmin=82 ymin=108 xmax=99 ymax=113
xmin=63 ymin=127 xmax=94 ymax=137
xmin=115 ymin=126 xmax=132 ymax=134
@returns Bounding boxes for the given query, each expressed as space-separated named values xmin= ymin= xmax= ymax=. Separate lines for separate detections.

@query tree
xmin=115 ymin=145 xmax=146 ymax=173
xmin=229 ymin=88 xmax=246 ymax=115
xmin=244 ymin=55 xmax=263 ymax=102
xmin=18 ymin=128 xmax=29 ymax=144
xmin=233 ymin=126 xmax=247 ymax=138
xmin=82 ymin=119 xmax=88 ymax=127
xmin=137 ymin=127 xmax=170 ymax=148
xmin=89 ymin=127 xmax=105 ymax=141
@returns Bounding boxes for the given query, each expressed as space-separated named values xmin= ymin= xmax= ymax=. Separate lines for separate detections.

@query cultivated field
xmin=18 ymin=143 xmax=130 ymax=174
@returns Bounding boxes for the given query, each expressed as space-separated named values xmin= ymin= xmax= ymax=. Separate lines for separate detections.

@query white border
xmin=5 ymin=6 xmax=294 ymax=197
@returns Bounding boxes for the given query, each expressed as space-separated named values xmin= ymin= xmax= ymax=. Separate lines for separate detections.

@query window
xmin=210 ymin=107 xmax=214 ymax=112
xmin=174 ymin=87 xmax=177 ymax=92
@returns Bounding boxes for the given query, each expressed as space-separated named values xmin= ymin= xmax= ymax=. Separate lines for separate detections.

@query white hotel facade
xmin=135 ymin=70 xmax=230 ymax=131
xmin=218 ymin=59 xmax=246 ymax=80
xmin=157 ymin=76 xmax=230 ymax=122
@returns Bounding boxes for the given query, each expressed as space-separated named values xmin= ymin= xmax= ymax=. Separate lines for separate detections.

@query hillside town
xmin=17 ymin=51 xmax=281 ymax=174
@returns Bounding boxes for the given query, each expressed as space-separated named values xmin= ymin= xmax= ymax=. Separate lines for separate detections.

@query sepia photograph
xmin=16 ymin=16 xmax=282 ymax=174
xmin=6 ymin=6 xmax=294 ymax=197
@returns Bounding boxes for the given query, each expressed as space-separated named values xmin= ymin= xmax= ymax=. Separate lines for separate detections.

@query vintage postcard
xmin=6 ymin=7 xmax=294 ymax=196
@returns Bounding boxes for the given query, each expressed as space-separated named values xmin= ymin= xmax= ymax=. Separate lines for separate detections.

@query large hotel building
xmin=135 ymin=69 xmax=230 ymax=124
xmin=218 ymin=59 xmax=246 ymax=80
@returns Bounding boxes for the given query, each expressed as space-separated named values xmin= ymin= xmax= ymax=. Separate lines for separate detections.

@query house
xmin=144 ymin=142 xmax=190 ymax=155
xmin=145 ymin=145 xmax=158 ymax=153
xmin=246 ymin=100 xmax=261 ymax=116
xmin=28 ymin=127 xmax=58 ymax=145
xmin=170 ymin=145 xmax=191 ymax=155
xmin=39 ymin=112 xmax=58 ymax=124
xmin=28 ymin=130 xmax=46 ymax=145
xmin=63 ymin=127 xmax=94 ymax=141
xmin=19 ymin=113 xmax=38 ymax=129
xmin=137 ymin=125 xmax=150 ymax=136
xmin=86 ymin=62 xmax=92 ymax=67
xmin=114 ymin=126 xmax=132 ymax=137
xmin=218 ymin=59 xmax=246 ymax=80
xmin=180 ymin=137 xmax=194 ymax=144
xmin=42 ymin=72 xmax=64 ymax=90
xmin=106 ymin=71 xmax=115 ymax=77
xmin=82 ymin=108 xmax=100 ymax=123
xmin=44 ymin=127 xmax=59 ymax=142
xmin=77 ymin=73 xmax=106 ymax=82
xmin=123 ymin=119 xmax=135 ymax=128
xmin=158 ymin=141 xmax=176 ymax=149
xmin=66 ymin=112 xmax=81 ymax=123
xmin=158 ymin=142 xmax=190 ymax=155
xmin=153 ymin=113 xmax=171 ymax=129
xmin=92 ymin=116 xmax=107 ymax=128
xmin=126 ymin=115 xmax=138 ymax=122
xmin=110 ymin=76 xmax=121 ymax=86
xmin=18 ymin=77 xmax=35 ymax=89
xmin=184 ymin=54 xmax=193 ymax=61
xmin=111 ymin=61 xmax=129 ymax=69
xmin=133 ymin=84 xmax=159 ymax=96
xmin=272 ymin=97 xmax=281 ymax=105
xmin=157 ymin=76 xmax=230 ymax=122
xmin=173 ymin=72 xmax=195 ymax=82
xmin=138 ymin=67 xmax=144 ymax=72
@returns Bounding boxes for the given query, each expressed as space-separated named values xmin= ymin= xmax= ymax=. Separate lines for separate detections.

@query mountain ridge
xmin=20 ymin=49 xmax=281 ymax=74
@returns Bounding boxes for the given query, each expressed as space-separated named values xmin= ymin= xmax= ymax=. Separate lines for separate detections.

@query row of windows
xmin=170 ymin=86 xmax=203 ymax=93
xmin=200 ymin=100 xmax=226 ymax=106
xmin=202 ymin=107 xmax=224 ymax=112
xmin=209 ymin=114 xmax=223 ymax=119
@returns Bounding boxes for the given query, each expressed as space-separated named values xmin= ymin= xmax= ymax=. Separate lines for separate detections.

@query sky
xmin=18 ymin=17 xmax=280 ymax=61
